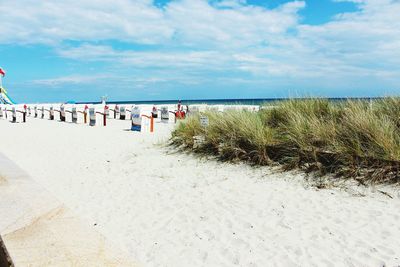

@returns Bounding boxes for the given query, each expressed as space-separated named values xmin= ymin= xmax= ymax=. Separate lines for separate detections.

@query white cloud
xmin=297 ymin=0 xmax=400 ymax=76
xmin=31 ymin=74 xmax=112 ymax=86
xmin=30 ymin=72 xmax=204 ymax=88
xmin=164 ymin=0 xmax=304 ymax=49
xmin=56 ymin=44 xmax=300 ymax=77
xmin=56 ymin=44 xmax=118 ymax=61
xmin=0 ymin=0 xmax=304 ymax=48
xmin=1 ymin=0 xmax=400 ymax=90
xmin=0 ymin=0 xmax=172 ymax=45
xmin=57 ymin=44 xmax=225 ymax=68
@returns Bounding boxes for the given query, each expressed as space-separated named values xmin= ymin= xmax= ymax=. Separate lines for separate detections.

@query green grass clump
xmin=172 ymin=98 xmax=400 ymax=185
xmin=173 ymin=111 xmax=275 ymax=164
xmin=335 ymin=101 xmax=400 ymax=162
xmin=172 ymin=114 xmax=204 ymax=148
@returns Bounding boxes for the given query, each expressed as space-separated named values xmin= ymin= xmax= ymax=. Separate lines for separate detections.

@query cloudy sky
xmin=0 ymin=0 xmax=399 ymax=102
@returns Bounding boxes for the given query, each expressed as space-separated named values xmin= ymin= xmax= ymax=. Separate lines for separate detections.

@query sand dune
xmin=0 ymin=112 xmax=399 ymax=266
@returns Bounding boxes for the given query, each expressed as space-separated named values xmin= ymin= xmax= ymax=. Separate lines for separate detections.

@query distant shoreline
xmin=77 ymin=97 xmax=384 ymax=106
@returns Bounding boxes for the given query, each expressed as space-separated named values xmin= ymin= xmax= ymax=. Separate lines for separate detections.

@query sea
xmin=78 ymin=97 xmax=378 ymax=106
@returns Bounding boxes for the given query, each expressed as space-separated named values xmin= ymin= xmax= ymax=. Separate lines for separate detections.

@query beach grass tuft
xmin=171 ymin=98 xmax=400 ymax=185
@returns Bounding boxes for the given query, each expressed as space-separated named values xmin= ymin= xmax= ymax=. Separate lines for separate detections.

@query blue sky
xmin=1 ymin=0 xmax=400 ymax=103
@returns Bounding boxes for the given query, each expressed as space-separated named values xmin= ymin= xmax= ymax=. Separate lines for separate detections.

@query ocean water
xmin=78 ymin=97 xmax=378 ymax=106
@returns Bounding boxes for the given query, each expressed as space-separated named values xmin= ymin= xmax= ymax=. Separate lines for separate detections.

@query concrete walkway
xmin=0 ymin=153 xmax=136 ymax=267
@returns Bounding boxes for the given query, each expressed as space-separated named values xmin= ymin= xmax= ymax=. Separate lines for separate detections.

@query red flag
xmin=0 ymin=68 xmax=5 ymax=77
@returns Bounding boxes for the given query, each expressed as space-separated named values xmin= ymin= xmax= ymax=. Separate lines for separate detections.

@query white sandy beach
xmin=1 ymin=106 xmax=400 ymax=267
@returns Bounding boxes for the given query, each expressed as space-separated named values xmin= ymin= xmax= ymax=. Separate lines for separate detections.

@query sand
xmin=0 ymin=105 xmax=400 ymax=267
xmin=0 ymin=153 xmax=136 ymax=267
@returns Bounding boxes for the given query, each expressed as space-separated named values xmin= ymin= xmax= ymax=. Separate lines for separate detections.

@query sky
xmin=0 ymin=0 xmax=400 ymax=103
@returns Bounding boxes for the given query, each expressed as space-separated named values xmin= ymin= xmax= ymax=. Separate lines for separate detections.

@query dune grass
xmin=171 ymin=98 xmax=400 ymax=185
